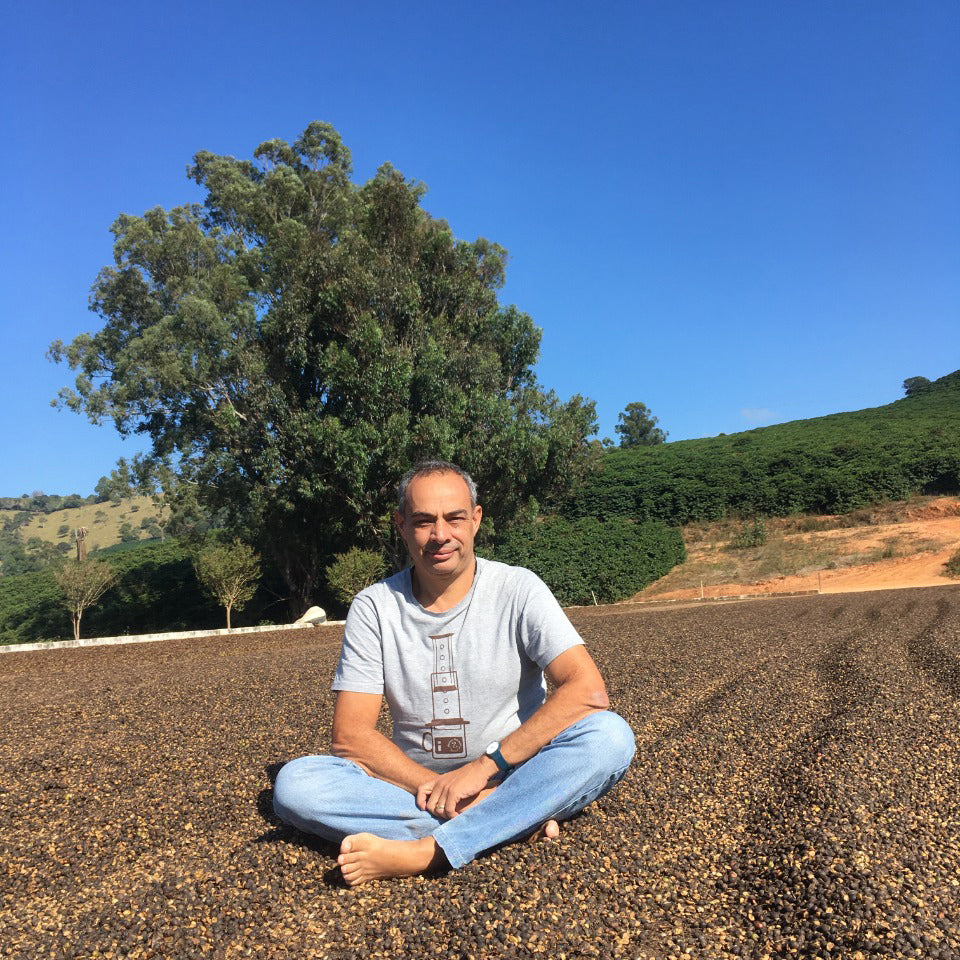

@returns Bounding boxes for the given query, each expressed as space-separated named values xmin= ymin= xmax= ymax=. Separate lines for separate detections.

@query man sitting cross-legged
xmin=273 ymin=460 xmax=635 ymax=885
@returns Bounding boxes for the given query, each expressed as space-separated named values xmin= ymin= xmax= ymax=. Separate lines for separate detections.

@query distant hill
xmin=570 ymin=370 xmax=960 ymax=525
xmin=6 ymin=495 xmax=160 ymax=552
xmin=0 ymin=494 xmax=163 ymax=577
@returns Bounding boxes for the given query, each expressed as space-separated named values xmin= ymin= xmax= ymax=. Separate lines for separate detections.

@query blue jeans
xmin=272 ymin=711 xmax=635 ymax=869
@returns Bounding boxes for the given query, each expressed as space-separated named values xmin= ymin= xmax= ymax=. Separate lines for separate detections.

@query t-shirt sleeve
xmin=515 ymin=568 xmax=585 ymax=669
xmin=332 ymin=592 xmax=385 ymax=694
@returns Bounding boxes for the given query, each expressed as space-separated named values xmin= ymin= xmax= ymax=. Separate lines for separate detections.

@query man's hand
xmin=417 ymin=758 xmax=497 ymax=819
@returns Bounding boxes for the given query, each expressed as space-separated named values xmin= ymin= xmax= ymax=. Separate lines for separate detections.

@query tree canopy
xmin=194 ymin=540 xmax=261 ymax=629
xmin=903 ymin=376 xmax=931 ymax=397
xmin=615 ymin=402 xmax=667 ymax=447
xmin=54 ymin=559 xmax=116 ymax=643
xmin=50 ymin=122 xmax=597 ymax=611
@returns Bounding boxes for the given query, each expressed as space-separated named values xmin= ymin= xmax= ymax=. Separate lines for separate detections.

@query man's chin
xmin=421 ymin=551 xmax=464 ymax=573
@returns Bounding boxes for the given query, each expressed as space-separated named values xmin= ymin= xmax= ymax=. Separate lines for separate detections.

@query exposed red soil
xmin=636 ymin=498 xmax=960 ymax=603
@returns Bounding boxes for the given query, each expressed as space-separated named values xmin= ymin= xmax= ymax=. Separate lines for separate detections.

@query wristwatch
xmin=484 ymin=740 xmax=512 ymax=774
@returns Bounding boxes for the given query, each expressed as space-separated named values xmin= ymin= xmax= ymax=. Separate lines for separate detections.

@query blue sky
xmin=2 ymin=0 xmax=957 ymax=496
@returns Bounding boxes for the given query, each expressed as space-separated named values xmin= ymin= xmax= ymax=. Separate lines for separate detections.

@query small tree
xmin=194 ymin=540 xmax=261 ymax=629
xmin=903 ymin=376 xmax=932 ymax=397
xmin=118 ymin=521 xmax=139 ymax=543
xmin=54 ymin=559 xmax=117 ymax=642
xmin=615 ymin=402 xmax=668 ymax=447
xmin=325 ymin=548 xmax=387 ymax=607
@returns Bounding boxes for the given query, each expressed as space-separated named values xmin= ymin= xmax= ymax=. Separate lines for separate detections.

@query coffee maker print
xmin=421 ymin=632 xmax=469 ymax=759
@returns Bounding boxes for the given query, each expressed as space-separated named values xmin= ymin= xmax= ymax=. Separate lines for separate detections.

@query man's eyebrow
xmin=409 ymin=509 xmax=469 ymax=519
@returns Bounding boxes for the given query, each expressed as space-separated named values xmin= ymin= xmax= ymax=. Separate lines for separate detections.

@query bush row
xmin=495 ymin=516 xmax=685 ymax=606
xmin=569 ymin=371 xmax=960 ymax=525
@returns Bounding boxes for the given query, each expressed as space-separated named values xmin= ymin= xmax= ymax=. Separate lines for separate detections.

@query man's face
xmin=395 ymin=471 xmax=482 ymax=584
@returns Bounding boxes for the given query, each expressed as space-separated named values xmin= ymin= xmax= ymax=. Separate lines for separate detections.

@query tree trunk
xmin=272 ymin=540 xmax=322 ymax=620
xmin=72 ymin=612 xmax=81 ymax=643
xmin=226 ymin=603 xmax=232 ymax=630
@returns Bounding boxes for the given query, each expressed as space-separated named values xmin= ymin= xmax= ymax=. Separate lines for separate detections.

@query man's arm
xmin=330 ymin=690 xmax=437 ymax=793
xmin=417 ymin=644 xmax=609 ymax=817
xmin=498 ymin=643 xmax=609 ymax=765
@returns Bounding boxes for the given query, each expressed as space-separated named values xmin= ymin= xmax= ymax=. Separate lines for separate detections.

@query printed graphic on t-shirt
xmin=421 ymin=632 xmax=469 ymax=759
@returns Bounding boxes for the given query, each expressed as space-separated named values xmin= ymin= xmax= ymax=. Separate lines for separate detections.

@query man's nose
xmin=432 ymin=518 xmax=450 ymax=541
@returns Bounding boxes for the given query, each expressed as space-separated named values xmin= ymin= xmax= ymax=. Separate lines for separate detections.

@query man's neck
xmin=411 ymin=560 xmax=477 ymax=613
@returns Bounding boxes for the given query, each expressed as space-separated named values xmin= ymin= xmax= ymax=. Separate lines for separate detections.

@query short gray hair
xmin=397 ymin=461 xmax=478 ymax=514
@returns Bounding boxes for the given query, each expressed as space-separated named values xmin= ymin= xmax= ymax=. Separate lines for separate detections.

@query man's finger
xmin=416 ymin=782 xmax=434 ymax=811
xmin=432 ymin=790 xmax=454 ymax=818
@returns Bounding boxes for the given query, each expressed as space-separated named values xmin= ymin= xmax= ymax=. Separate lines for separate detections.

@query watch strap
xmin=486 ymin=742 xmax=512 ymax=774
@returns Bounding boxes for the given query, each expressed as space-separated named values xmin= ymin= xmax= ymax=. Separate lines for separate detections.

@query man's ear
xmin=473 ymin=504 xmax=482 ymax=530
xmin=394 ymin=509 xmax=405 ymax=535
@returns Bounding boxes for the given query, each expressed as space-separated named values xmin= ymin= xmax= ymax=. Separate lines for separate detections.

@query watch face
xmin=486 ymin=741 xmax=500 ymax=755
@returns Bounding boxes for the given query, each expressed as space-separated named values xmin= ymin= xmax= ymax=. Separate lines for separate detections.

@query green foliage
xmin=118 ymin=522 xmax=139 ymax=543
xmin=944 ymin=548 xmax=960 ymax=579
xmin=728 ymin=517 xmax=767 ymax=549
xmin=1 ymin=539 xmax=267 ymax=644
xmin=89 ymin=540 xmax=226 ymax=634
xmin=140 ymin=516 xmax=163 ymax=539
xmin=50 ymin=121 xmax=598 ymax=613
xmin=0 ymin=569 xmax=70 ymax=644
xmin=571 ymin=370 xmax=960 ymax=526
xmin=0 ymin=536 xmax=35 ymax=577
xmin=903 ymin=376 xmax=932 ymax=397
xmin=193 ymin=540 xmax=262 ymax=628
xmin=53 ymin=559 xmax=117 ymax=642
xmin=495 ymin=516 xmax=685 ymax=606
xmin=0 ymin=493 xmax=91 ymax=514
xmin=94 ymin=465 xmax=134 ymax=504
xmin=615 ymin=401 xmax=667 ymax=447
xmin=325 ymin=548 xmax=387 ymax=607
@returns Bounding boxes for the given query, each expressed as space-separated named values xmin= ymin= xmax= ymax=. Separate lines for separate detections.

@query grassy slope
xmin=7 ymin=495 xmax=158 ymax=552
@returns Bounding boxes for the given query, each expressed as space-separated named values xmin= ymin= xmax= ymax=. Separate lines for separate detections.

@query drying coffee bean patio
xmin=1 ymin=587 xmax=958 ymax=959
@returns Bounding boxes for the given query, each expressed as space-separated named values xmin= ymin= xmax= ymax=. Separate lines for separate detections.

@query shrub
xmin=728 ymin=517 xmax=767 ymax=549
xmin=944 ymin=548 xmax=960 ymax=579
xmin=325 ymin=548 xmax=388 ymax=607
xmin=495 ymin=516 xmax=685 ymax=606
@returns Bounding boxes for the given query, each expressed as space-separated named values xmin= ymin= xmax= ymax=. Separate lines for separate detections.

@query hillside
xmin=633 ymin=495 xmax=960 ymax=601
xmin=0 ymin=494 xmax=163 ymax=578
xmin=11 ymin=495 xmax=160 ymax=552
xmin=571 ymin=370 xmax=960 ymax=525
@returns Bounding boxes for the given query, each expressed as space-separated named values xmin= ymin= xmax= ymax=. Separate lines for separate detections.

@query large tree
xmin=50 ymin=123 xmax=597 ymax=613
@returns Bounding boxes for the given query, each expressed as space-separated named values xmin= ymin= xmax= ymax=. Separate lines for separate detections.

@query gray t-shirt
xmin=333 ymin=557 xmax=584 ymax=773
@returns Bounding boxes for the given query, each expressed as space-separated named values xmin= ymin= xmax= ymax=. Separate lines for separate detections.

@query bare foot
xmin=337 ymin=833 xmax=446 ymax=887
xmin=527 ymin=819 xmax=561 ymax=843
